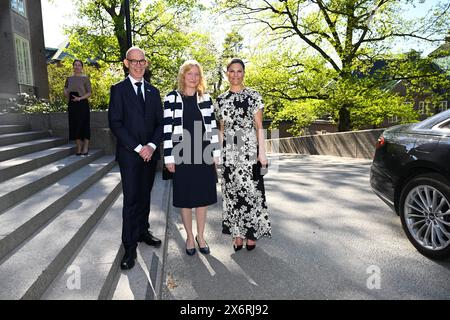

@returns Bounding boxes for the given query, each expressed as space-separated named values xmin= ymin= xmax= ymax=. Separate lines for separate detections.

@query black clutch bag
xmin=162 ymin=165 xmax=174 ymax=180
xmin=69 ymin=91 xmax=80 ymax=101
xmin=252 ymin=161 xmax=268 ymax=180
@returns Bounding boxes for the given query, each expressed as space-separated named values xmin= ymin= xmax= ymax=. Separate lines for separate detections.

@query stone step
xmin=0 ymin=167 xmax=122 ymax=300
xmin=0 ymin=137 xmax=67 ymax=162
xmin=0 ymin=131 xmax=50 ymax=146
xmin=111 ymin=172 xmax=170 ymax=300
xmin=42 ymin=194 xmax=124 ymax=300
xmin=0 ymin=144 xmax=77 ymax=183
xmin=43 ymin=171 xmax=170 ymax=300
xmin=0 ymin=125 xmax=30 ymax=134
xmin=0 ymin=156 xmax=116 ymax=261
xmin=0 ymin=149 xmax=103 ymax=213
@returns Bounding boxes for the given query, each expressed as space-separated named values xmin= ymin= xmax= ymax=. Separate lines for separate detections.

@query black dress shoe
xmin=195 ymin=236 xmax=210 ymax=255
xmin=138 ymin=232 xmax=162 ymax=247
xmin=121 ymin=248 xmax=137 ymax=270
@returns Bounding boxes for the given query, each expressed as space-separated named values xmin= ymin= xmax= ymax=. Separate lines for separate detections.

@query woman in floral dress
xmin=215 ymin=58 xmax=271 ymax=251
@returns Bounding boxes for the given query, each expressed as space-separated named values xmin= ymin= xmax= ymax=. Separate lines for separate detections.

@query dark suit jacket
xmin=108 ymin=78 xmax=163 ymax=163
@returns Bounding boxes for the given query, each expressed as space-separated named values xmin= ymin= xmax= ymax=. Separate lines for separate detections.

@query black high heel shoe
xmin=246 ymin=240 xmax=256 ymax=251
xmin=185 ymin=240 xmax=196 ymax=256
xmin=233 ymin=238 xmax=243 ymax=252
xmin=195 ymin=236 xmax=210 ymax=255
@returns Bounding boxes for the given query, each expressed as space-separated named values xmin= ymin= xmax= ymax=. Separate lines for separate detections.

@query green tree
xmin=217 ymin=0 xmax=450 ymax=131
xmin=245 ymin=45 xmax=332 ymax=134
xmin=382 ymin=50 xmax=450 ymax=115
xmin=67 ymin=0 xmax=197 ymax=62
xmin=211 ymin=30 xmax=244 ymax=97
xmin=47 ymin=61 xmax=122 ymax=111
xmin=65 ymin=0 xmax=219 ymax=94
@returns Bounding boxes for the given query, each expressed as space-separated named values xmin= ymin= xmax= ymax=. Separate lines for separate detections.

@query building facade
xmin=0 ymin=0 xmax=49 ymax=101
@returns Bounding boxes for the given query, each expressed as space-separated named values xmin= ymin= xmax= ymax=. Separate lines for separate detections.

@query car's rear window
xmin=414 ymin=109 xmax=450 ymax=130
xmin=437 ymin=120 xmax=450 ymax=130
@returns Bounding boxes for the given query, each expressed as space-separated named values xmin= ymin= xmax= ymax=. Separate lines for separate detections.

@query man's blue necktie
xmin=135 ymin=82 xmax=145 ymax=113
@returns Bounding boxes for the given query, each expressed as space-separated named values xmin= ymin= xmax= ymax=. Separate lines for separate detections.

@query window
xmin=388 ymin=115 xmax=398 ymax=124
xmin=418 ymin=101 xmax=425 ymax=115
xmin=439 ymin=101 xmax=448 ymax=113
xmin=11 ymin=0 xmax=26 ymax=17
xmin=418 ymin=101 xmax=431 ymax=115
xmin=440 ymin=121 xmax=450 ymax=130
xmin=432 ymin=120 xmax=450 ymax=131
xmin=14 ymin=34 xmax=33 ymax=86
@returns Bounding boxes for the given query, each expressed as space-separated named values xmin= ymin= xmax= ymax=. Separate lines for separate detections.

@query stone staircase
xmin=0 ymin=122 xmax=170 ymax=300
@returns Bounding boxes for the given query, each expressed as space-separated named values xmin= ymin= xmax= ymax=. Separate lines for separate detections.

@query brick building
xmin=0 ymin=0 xmax=49 ymax=102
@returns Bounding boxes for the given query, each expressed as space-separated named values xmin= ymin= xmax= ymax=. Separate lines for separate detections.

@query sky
xmin=41 ymin=0 xmax=444 ymax=54
xmin=41 ymin=0 xmax=75 ymax=48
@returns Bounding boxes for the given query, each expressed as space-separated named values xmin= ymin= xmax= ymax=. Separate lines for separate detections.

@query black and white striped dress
xmin=163 ymin=91 xmax=220 ymax=208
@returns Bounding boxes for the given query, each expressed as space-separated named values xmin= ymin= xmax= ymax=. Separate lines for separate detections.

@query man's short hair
xmin=125 ymin=46 xmax=146 ymax=59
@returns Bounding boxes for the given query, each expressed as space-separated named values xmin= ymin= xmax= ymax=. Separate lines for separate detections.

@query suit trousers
xmin=118 ymin=156 xmax=157 ymax=249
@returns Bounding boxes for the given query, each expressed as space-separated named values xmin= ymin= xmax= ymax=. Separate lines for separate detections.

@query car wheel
xmin=399 ymin=173 xmax=450 ymax=260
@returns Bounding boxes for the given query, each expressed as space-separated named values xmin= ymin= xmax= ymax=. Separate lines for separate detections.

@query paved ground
xmin=160 ymin=154 xmax=450 ymax=300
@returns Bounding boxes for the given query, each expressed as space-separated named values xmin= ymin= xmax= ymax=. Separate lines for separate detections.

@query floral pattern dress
xmin=215 ymin=88 xmax=271 ymax=240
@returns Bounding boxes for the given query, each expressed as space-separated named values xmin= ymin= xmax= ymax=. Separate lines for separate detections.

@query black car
xmin=370 ymin=109 xmax=450 ymax=259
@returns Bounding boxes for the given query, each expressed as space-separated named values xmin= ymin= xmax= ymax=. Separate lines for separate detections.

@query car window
xmin=438 ymin=120 xmax=450 ymax=130
xmin=414 ymin=109 xmax=450 ymax=129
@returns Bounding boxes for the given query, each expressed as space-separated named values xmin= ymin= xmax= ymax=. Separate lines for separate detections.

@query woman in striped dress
xmin=163 ymin=60 xmax=220 ymax=256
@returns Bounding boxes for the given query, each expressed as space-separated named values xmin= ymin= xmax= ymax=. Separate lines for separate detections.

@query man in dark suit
xmin=108 ymin=46 xmax=163 ymax=270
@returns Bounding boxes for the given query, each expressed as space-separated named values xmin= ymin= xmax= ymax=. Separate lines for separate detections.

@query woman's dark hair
xmin=73 ymin=59 xmax=84 ymax=67
xmin=226 ymin=58 xmax=245 ymax=71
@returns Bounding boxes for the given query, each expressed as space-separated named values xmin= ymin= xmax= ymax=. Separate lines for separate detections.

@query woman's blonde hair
xmin=177 ymin=60 xmax=207 ymax=96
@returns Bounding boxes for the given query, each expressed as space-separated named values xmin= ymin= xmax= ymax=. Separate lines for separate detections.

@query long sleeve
xmin=84 ymin=76 xmax=92 ymax=94
xmin=209 ymin=100 xmax=221 ymax=159
xmin=163 ymin=94 xmax=174 ymax=164
xmin=150 ymin=88 xmax=164 ymax=148
xmin=108 ymin=84 xmax=139 ymax=151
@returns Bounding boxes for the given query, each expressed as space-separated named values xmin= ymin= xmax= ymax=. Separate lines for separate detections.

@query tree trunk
xmin=215 ymin=67 xmax=223 ymax=97
xmin=338 ymin=105 xmax=351 ymax=132
xmin=102 ymin=3 xmax=129 ymax=77
xmin=111 ymin=15 xmax=128 ymax=76
xmin=115 ymin=25 xmax=128 ymax=76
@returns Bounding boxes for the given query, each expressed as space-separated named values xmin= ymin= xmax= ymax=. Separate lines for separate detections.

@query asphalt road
xmin=161 ymin=154 xmax=450 ymax=300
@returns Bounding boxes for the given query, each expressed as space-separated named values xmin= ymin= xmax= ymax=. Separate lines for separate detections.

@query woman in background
xmin=64 ymin=59 xmax=92 ymax=156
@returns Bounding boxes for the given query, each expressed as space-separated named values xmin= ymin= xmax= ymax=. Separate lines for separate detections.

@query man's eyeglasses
xmin=127 ymin=59 xmax=146 ymax=66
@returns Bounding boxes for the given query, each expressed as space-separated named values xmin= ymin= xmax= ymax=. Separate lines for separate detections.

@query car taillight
xmin=375 ymin=135 xmax=385 ymax=149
